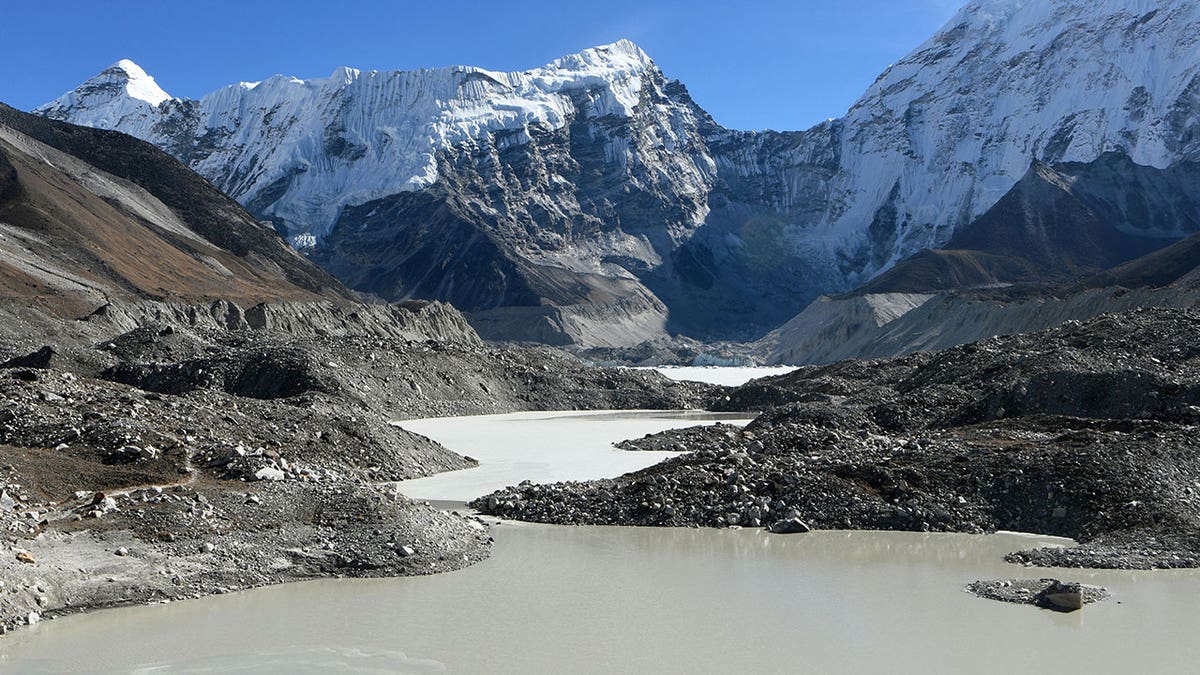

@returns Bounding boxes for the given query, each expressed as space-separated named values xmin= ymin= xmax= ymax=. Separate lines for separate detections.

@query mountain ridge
xmin=857 ymin=152 xmax=1200 ymax=294
xmin=37 ymin=0 xmax=1200 ymax=343
xmin=37 ymin=39 xmax=662 ymax=246
xmin=0 ymin=103 xmax=352 ymax=313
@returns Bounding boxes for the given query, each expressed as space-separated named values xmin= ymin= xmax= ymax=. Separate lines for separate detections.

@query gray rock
xmin=253 ymin=467 xmax=286 ymax=481
xmin=769 ymin=517 xmax=812 ymax=534
xmin=1037 ymin=580 xmax=1085 ymax=611
xmin=107 ymin=445 xmax=157 ymax=463
xmin=0 ymin=346 xmax=56 ymax=370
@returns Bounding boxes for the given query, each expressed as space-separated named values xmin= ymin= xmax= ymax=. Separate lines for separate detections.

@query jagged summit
xmin=107 ymin=59 xmax=173 ymax=103
xmin=42 ymin=39 xmax=654 ymax=119
xmin=38 ymin=59 xmax=173 ymax=126
xmin=36 ymin=40 xmax=666 ymax=249
xmin=36 ymin=4 xmax=1200 ymax=343
xmin=545 ymin=39 xmax=653 ymax=73
xmin=255 ymin=39 xmax=655 ymax=100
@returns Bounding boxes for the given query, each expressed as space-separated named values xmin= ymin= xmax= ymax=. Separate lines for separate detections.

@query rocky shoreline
xmin=7 ymin=304 xmax=1200 ymax=635
xmin=474 ymin=309 xmax=1200 ymax=570
xmin=1 ymin=479 xmax=491 ymax=634
xmin=0 ymin=299 xmax=720 ymax=634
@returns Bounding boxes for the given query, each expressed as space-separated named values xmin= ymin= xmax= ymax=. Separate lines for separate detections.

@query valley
xmin=3 ymin=0 xmax=1200 ymax=671
xmin=38 ymin=1 xmax=1200 ymax=346
xmin=5 ymin=408 xmax=1200 ymax=673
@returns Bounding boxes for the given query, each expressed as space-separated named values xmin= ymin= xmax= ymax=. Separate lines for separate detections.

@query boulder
xmin=0 ymin=346 xmax=56 ymax=370
xmin=105 ymin=445 xmax=158 ymax=464
xmin=1037 ymin=580 xmax=1085 ymax=611
xmin=253 ymin=466 xmax=286 ymax=481
xmin=769 ymin=517 xmax=812 ymax=534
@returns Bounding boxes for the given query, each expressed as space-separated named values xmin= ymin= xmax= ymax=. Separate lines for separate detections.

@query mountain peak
xmin=35 ymin=58 xmax=173 ymax=125
xmin=592 ymin=39 xmax=650 ymax=60
xmin=108 ymin=58 xmax=147 ymax=76
xmin=328 ymin=65 xmax=361 ymax=85
xmin=100 ymin=59 xmax=173 ymax=105
xmin=549 ymin=38 xmax=655 ymax=75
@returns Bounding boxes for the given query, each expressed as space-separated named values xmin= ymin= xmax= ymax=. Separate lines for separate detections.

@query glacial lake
xmin=3 ymin=409 xmax=1200 ymax=673
xmin=649 ymin=365 xmax=798 ymax=387
xmin=395 ymin=410 xmax=755 ymax=502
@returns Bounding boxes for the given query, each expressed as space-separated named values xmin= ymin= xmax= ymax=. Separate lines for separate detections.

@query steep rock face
xmin=830 ymin=0 xmax=1200 ymax=270
xmin=0 ymin=104 xmax=351 ymax=314
xmin=762 ymin=146 xmax=1200 ymax=366
xmin=860 ymin=153 xmax=1200 ymax=293
xmin=38 ymin=1 xmax=1200 ymax=342
xmin=39 ymin=41 xmax=679 ymax=248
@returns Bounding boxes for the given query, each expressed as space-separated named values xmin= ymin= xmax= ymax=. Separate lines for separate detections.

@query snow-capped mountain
xmin=832 ymin=0 xmax=1200 ymax=269
xmin=40 ymin=59 xmax=173 ymax=126
xmin=39 ymin=41 xmax=669 ymax=249
xmin=37 ymin=0 xmax=1200 ymax=343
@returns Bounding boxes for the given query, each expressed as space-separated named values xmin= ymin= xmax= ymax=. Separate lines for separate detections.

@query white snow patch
xmin=111 ymin=59 xmax=173 ymax=106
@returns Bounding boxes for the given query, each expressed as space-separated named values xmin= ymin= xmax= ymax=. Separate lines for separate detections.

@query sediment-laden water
xmin=4 ymin=410 xmax=1199 ymax=674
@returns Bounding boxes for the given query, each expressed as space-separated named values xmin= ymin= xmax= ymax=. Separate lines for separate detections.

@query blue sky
xmin=1 ymin=0 xmax=962 ymax=131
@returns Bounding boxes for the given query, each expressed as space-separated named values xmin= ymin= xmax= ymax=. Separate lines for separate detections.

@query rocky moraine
xmin=476 ymin=309 xmax=1200 ymax=572
xmin=0 ymin=299 xmax=718 ymax=633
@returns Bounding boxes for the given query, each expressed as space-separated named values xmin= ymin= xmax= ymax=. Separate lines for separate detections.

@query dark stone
xmin=0 ymin=346 xmax=56 ymax=370
xmin=1036 ymin=580 xmax=1085 ymax=611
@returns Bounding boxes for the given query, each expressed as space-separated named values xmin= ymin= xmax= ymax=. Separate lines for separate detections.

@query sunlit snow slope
xmin=38 ymin=1 xmax=1200 ymax=343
